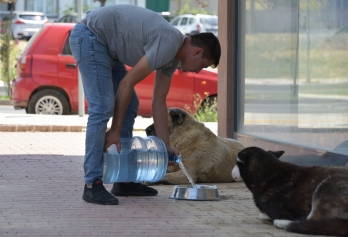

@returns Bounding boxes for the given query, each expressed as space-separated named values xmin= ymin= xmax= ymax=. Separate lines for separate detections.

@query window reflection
xmin=238 ymin=0 xmax=348 ymax=156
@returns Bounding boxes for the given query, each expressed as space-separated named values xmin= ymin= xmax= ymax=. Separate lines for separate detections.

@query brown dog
xmin=145 ymin=108 xmax=244 ymax=185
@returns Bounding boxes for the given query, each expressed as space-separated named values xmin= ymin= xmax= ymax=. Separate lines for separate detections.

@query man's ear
xmin=193 ymin=47 xmax=204 ymax=56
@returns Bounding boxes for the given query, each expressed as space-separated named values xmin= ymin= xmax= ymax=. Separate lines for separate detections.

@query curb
xmin=0 ymin=100 xmax=11 ymax=105
xmin=0 ymin=125 xmax=87 ymax=132
xmin=0 ymin=125 xmax=147 ymax=132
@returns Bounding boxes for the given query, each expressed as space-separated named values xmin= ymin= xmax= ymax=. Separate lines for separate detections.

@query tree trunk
xmin=6 ymin=3 xmax=15 ymax=96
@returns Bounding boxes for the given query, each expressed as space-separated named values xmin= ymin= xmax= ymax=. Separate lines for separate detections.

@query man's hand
xmin=104 ymin=129 xmax=121 ymax=153
xmin=167 ymin=147 xmax=180 ymax=157
xmin=167 ymin=147 xmax=180 ymax=166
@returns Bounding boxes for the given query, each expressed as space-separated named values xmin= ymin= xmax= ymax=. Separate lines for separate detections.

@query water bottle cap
xmin=168 ymin=153 xmax=181 ymax=163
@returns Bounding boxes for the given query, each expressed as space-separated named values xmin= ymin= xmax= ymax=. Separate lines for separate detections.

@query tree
xmin=94 ymin=0 xmax=106 ymax=7
xmin=0 ymin=0 xmax=18 ymax=96
xmin=179 ymin=0 xmax=210 ymax=15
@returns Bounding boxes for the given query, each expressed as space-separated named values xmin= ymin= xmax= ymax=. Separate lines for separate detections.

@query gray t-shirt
xmin=85 ymin=5 xmax=186 ymax=77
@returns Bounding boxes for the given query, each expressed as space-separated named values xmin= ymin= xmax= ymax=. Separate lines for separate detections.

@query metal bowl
xmin=169 ymin=185 xmax=220 ymax=201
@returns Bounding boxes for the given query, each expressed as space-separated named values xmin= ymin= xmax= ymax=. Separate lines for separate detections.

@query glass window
xmin=172 ymin=18 xmax=180 ymax=26
xmin=45 ymin=0 xmax=56 ymax=15
xmin=237 ymin=0 xmax=348 ymax=156
xmin=18 ymin=15 xmax=46 ymax=20
xmin=199 ymin=17 xmax=217 ymax=26
xmin=25 ymin=0 xmax=57 ymax=16
xmin=62 ymin=35 xmax=72 ymax=55
xmin=180 ymin=17 xmax=188 ymax=26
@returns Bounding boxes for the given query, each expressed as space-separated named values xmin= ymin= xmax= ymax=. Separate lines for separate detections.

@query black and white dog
xmin=232 ymin=146 xmax=348 ymax=236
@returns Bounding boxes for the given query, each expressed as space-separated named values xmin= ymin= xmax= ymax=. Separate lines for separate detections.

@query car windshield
xmin=200 ymin=17 xmax=218 ymax=25
xmin=19 ymin=15 xmax=46 ymax=20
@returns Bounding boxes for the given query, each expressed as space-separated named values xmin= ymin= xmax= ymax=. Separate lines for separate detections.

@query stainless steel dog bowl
xmin=169 ymin=185 xmax=220 ymax=201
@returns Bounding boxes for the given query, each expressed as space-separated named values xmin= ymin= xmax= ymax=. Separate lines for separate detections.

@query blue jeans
xmin=69 ymin=23 xmax=139 ymax=184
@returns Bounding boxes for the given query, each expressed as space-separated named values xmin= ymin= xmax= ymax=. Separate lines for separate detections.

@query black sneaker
xmin=111 ymin=182 xmax=158 ymax=196
xmin=83 ymin=179 xmax=119 ymax=205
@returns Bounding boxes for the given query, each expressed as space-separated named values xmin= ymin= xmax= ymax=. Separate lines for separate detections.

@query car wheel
xmin=27 ymin=89 xmax=70 ymax=115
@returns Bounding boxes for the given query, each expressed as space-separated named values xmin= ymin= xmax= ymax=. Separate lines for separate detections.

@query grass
xmin=185 ymin=94 xmax=218 ymax=122
xmin=244 ymin=33 xmax=348 ymax=100
xmin=245 ymin=33 xmax=348 ymax=79
xmin=0 ymin=95 xmax=10 ymax=100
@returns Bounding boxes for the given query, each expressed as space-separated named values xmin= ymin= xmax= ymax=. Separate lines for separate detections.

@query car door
xmin=134 ymin=68 xmax=155 ymax=116
xmin=134 ymin=69 xmax=195 ymax=117
xmin=167 ymin=70 xmax=195 ymax=109
xmin=57 ymin=30 xmax=87 ymax=112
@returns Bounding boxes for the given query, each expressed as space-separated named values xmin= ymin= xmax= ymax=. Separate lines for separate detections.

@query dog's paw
xmin=258 ymin=213 xmax=272 ymax=224
xmin=258 ymin=213 xmax=271 ymax=221
xmin=273 ymin=219 xmax=292 ymax=229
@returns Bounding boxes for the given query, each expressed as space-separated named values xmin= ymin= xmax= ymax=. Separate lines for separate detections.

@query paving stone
xmin=0 ymin=132 xmax=324 ymax=237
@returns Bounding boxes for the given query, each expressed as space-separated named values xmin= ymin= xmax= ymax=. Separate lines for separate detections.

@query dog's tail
xmin=286 ymin=218 xmax=348 ymax=236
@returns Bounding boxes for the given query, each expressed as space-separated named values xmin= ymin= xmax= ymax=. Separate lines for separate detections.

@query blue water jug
xmin=102 ymin=136 xmax=181 ymax=184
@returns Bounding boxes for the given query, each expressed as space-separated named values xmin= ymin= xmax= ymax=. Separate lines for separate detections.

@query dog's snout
xmin=232 ymin=165 xmax=243 ymax=182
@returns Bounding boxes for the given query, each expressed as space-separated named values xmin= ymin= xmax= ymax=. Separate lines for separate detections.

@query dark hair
xmin=190 ymin=32 xmax=221 ymax=68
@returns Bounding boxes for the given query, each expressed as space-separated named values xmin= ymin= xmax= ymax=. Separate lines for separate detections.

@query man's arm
xmin=104 ymin=55 xmax=151 ymax=152
xmin=152 ymin=70 xmax=179 ymax=156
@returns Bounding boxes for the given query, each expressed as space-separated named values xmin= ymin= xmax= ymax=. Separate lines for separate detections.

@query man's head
xmin=178 ymin=32 xmax=221 ymax=73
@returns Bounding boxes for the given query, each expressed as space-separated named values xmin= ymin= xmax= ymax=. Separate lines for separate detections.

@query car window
xmin=58 ymin=16 xmax=67 ymax=22
xmin=18 ymin=15 xmax=46 ymax=21
xmin=21 ymin=26 xmax=45 ymax=54
xmin=189 ymin=18 xmax=195 ymax=25
xmin=62 ymin=33 xmax=72 ymax=55
xmin=65 ymin=16 xmax=71 ymax=23
xmin=200 ymin=17 xmax=218 ymax=25
xmin=180 ymin=17 xmax=188 ymax=26
xmin=171 ymin=18 xmax=180 ymax=26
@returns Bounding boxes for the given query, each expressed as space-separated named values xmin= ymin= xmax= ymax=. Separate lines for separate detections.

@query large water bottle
xmin=102 ymin=136 xmax=181 ymax=184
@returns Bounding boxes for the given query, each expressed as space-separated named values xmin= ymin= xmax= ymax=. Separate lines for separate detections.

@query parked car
xmin=1 ymin=11 xmax=47 ymax=40
xmin=55 ymin=13 xmax=168 ymax=23
xmin=10 ymin=23 xmax=218 ymax=117
xmin=54 ymin=14 xmax=85 ymax=23
xmin=170 ymin=14 xmax=218 ymax=36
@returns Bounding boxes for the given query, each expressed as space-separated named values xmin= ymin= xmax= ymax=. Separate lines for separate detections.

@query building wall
xmin=0 ymin=0 xmax=218 ymax=21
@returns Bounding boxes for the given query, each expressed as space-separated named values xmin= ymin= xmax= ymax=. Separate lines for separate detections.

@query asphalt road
xmin=0 ymin=105 xmax=26 ymax=114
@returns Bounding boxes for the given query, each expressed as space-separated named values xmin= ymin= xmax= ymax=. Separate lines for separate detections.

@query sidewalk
xmin=0 ymin=132 xmax=312 ymax=237
xmin=0 ymin=111 xmax=218 ymax=134
xmin=0 ymin=108 xmax=323 ymax=237
xmin=0 ymin=112 xmax=153 ymax=132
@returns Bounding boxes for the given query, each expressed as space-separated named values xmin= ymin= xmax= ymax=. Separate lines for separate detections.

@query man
xmin=69 ymin=4 xmax=221 ymax=205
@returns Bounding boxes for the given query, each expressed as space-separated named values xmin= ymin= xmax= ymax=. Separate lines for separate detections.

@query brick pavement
xmin=0 ymin=132 xmax=320 ymax=237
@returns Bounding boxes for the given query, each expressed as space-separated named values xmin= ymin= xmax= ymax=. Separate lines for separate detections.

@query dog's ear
xmin=236 ymin=149 xmax=251 ymax=164
xmin=267 ymin=150 xmax=285 ymax=159
xmin=145 ymin=123 xmax=156 ymax=136
xmin=169 ymin=108 xmax=186 ymax=125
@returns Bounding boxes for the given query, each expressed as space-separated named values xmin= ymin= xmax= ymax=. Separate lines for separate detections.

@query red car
xmin=11 ymin=23 xmax=218 ymax=117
